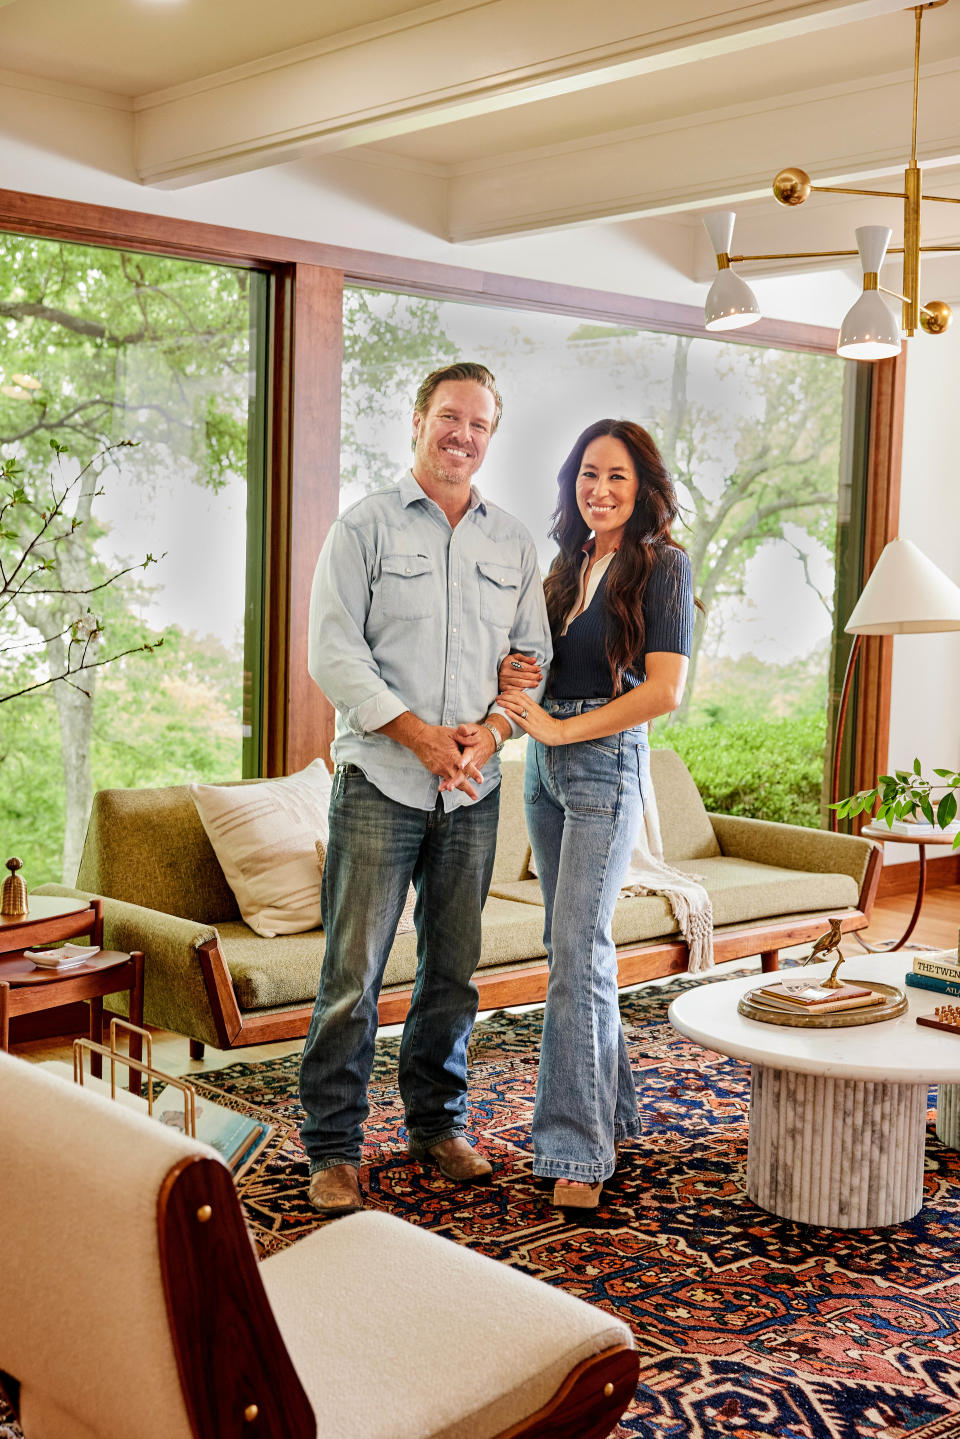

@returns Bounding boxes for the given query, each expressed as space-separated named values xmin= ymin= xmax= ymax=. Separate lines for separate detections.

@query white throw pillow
xmin=191 ymin=759 xmax=333 ymax=937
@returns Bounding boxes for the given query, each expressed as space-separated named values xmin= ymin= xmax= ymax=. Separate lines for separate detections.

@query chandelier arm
xmin=920 ymin=243 xmax=960 ymax=251
xmin=810 ymin=185 xmax=907 ymax=200
xmin=921 ymin=194 xmax=960 ymax=205
xmin=730 ymin=250 xmax=860 ymax=262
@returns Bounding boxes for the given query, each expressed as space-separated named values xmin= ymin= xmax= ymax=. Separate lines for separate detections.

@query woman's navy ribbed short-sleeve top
xmin=547 ymin=543 xmax=694 ymax=701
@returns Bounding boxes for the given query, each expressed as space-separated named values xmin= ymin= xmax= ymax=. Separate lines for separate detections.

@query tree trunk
xmin=51 ymin=647 xmax=95 ymax=884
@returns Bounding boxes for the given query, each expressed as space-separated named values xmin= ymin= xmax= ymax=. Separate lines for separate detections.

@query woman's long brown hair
xmin=542 ymin=418 xmax=687 ymax=695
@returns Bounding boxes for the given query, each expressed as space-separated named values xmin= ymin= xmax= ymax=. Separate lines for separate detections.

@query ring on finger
xmin=520 ymin=708 xmax=528 ymax=719
xmin=510 ymin=660 xmax=523 ymax=670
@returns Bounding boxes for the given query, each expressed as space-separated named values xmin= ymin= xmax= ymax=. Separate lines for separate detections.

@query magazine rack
xmin=74 ymin=1017 xmax=197 ymax=1135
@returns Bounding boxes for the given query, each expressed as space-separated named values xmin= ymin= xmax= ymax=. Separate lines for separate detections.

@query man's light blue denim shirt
xmin=309 ymin=471 xmax=551 ymax=812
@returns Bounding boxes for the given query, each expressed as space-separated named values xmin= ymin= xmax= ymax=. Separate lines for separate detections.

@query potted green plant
xmin=833 ymin=760 xmax=960 ymax=850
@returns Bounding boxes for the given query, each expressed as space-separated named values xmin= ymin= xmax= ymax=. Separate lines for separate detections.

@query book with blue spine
xmin=904 ymin=971 xmax=960 ymax=999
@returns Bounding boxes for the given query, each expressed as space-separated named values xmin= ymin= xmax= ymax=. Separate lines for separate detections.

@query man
xmin=300 ymin=361 xmax=551 ymax=1215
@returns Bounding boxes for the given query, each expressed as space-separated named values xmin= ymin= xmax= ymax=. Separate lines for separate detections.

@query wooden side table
xmin=0 ymin=895 xmax=144 ymax=1094
xmin=859 ymin=823 xmax=957 ymax=950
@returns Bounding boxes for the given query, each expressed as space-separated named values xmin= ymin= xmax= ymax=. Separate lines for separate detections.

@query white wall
xmin=879 ymin=332 xmax=960 ymax=863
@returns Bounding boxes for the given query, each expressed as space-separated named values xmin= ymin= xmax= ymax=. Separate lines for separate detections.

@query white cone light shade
xmin=703 ymin=211 xmax=760 ymax=331
xmin=837 ymin=226 xmax=901 ymax=360
xmin=845 ymin=537 xmax=960 ymax=634
xmin=705 ymin=271 xmax=761 ymax=330
xmin=703 ymin=211 xmax=736 ymax=255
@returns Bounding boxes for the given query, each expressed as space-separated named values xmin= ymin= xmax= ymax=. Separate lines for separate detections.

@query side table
xmin=0 ymin=895 xmax=144 ymax=1095
xmin=858 ymin=823 xmax=957 ymax=950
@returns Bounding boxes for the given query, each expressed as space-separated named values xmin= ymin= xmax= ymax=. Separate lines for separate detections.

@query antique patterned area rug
xmin=4 ymin=971 xmax=960 ymax=1439
xmin=201 ymin=971 xmax=960 ymax=1439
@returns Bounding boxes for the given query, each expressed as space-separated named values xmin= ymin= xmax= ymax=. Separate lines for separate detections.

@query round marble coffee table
xmin=668 ymin=954 xmax=960 ymax=1229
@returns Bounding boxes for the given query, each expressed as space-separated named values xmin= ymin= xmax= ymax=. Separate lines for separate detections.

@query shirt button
xmin=452 ymin=581 xmax=458 ymax=588
xmin=452 ymin=627 xmax=457 ymax=633
xmin=450 ymin=673 xmax=455 ymax=680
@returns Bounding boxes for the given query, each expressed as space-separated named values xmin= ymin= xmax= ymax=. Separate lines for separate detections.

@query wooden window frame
xmin=0 ymin=186 xmax=903 ymax=790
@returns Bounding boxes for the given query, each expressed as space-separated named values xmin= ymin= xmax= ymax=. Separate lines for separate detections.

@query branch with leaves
xmin=0 ymin=439 xmax=164 ymax=703
xmin=833 ymin=759 xmax=960 ymax=851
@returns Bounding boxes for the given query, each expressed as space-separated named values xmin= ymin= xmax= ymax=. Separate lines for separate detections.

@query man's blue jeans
xmin=299 ymin=766 xmax=501 ymax=1173
xmin=525 ymin=700 xmax=648 ymax=1183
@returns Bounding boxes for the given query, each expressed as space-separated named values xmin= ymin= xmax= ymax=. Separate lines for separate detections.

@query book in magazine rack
xmin=72 ymin=1019 xmax=273 ymax=1178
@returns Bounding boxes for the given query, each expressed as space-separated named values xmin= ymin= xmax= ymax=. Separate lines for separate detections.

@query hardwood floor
xmin=10 ymin=884 xmax=960 ymax=1082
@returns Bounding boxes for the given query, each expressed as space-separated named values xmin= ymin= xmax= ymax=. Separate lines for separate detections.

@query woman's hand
xmin=498 ymin=652 xmax=543 ymax=691
xmin=496 ymin=692 xmax=565 ymax=745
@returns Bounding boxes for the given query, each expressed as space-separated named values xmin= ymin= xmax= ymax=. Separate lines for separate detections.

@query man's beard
xmin=420 ymin=444 xmax=474 ymax=486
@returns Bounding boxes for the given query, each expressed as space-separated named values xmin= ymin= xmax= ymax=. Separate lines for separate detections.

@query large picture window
xmin=0 ymin=237 xmax=268 ymax=885
xmin=341 ymin=285 xmax=849 ymax=826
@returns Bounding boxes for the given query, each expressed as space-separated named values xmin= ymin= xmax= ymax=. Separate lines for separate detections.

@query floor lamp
xmin=830 ymin=536 xmax=960 ymax=833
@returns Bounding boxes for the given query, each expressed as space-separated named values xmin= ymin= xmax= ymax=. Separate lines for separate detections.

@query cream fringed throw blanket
xmin=620 ymin=774 xmax=715 ymax=974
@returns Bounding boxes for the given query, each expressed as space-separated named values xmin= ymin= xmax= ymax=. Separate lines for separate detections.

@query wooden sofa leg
xmin=760 ymin=950 xmax=779 ymax=973
xmin=189 ymin=1040 xmax=205 ymax=1061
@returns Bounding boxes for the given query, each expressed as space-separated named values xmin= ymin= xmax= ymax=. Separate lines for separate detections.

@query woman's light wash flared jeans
xmin=525 ymin=698 xmax=649 ymax=1182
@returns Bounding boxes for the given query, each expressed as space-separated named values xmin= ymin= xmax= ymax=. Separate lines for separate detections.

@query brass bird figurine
xmin=801 ymin=916 xmax=847 ymax=987
xmin=804 ymin=917 xmax=844 ymax=967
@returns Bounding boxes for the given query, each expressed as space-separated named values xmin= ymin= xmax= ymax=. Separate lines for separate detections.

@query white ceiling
xmin=0 ymin=0 xmax=426 ymax=94
xmin=2 ymin=0 xmax=959 ymax=292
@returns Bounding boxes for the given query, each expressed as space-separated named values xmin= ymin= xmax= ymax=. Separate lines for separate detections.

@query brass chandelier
xmin=703 ymin=1 xmax=958 ymax=359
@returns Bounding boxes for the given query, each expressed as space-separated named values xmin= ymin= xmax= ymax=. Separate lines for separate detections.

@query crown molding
xmin=0 ymin=67 xmax=133 ymax=111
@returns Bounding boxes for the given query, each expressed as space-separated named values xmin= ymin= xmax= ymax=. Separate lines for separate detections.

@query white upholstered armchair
xmin=0 ymin=1050 xmax=637 ymax=1439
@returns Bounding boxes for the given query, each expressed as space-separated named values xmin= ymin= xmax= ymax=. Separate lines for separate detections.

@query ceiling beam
xmin=134 ymin=0 xmax=910 ymax=187
xmin=445 ymin=60 xmax=960 ymax=242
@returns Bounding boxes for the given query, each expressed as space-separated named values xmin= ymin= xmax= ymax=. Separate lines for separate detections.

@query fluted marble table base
xmin=668 ymin=956 xmax=960 ymax=1233
xmin=936 ymin=1084 xmax=960 ymax=1148
xmin=746 ymin=1067 xmax=928 ymax=1228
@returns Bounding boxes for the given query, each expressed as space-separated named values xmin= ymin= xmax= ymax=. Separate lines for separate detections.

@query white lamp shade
xmin=837 ymin=224 xmax=901 ymax=359
xmin=836 ymin=292 xmax=901 ymax=359
xmin=703 ymin=211 xmax=736 ymax=255
xmin=845 ymin=536 xmax=960 ymax=634
xmin=705 ymin=269 xmax=761 ymax=330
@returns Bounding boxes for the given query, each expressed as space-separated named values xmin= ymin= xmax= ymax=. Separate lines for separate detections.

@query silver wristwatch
xmin=481 ymin=720 xmax=504 ymax=754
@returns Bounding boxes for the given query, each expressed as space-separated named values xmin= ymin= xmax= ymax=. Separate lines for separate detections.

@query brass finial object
xmin=1 ymin=857 xmax=28 ymax=919
xmin=772 ymin=166 xmax=812 ymax=207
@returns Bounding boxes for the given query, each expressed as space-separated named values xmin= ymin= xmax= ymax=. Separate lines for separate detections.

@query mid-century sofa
xmin=37 ymin=749 xmax=881 ymax=1055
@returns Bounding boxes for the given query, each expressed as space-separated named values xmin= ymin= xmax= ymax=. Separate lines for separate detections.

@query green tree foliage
xmin=0 ymin=239 xmax=253 ymax=881
xmin=654 ymin=711 xmax=828 ymax=828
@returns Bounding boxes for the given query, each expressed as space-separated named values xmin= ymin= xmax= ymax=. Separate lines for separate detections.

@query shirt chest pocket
xmin=476 ymin=559 xmax=521 ymax=630
xmin=378 ymin=553 xmax=434 ymax=620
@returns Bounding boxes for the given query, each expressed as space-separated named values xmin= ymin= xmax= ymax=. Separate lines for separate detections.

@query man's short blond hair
xmin=413 ymin=363 xmax=503 ymax=435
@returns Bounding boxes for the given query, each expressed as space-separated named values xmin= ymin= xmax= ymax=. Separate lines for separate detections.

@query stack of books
xmin=882 ymin=818 xmax=960 ymax=838
xmin=748 ymin=979 xmax=885 ymax=1015
xmin=904 ymin=946 xmax=960 ymax=998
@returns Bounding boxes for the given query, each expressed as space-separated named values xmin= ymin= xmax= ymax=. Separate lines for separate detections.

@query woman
xmin=497 ymin=418 xmax=694 ymax=1209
